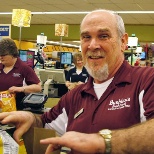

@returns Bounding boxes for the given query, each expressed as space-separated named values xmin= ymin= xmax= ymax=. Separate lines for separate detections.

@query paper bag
xmin=23 ymin=127 xmax=60 ymax=154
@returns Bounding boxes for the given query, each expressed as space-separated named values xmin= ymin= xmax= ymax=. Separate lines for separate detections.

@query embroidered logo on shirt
xmin=72 ymin=73 xmax=77 ymax=75
xmin=108 ymin=98 xmax=130 ymax=110
xmin=12 ymin=73 xmax=21 ymax=77
xmin=82 ymin=74 xmax=87 ymax=76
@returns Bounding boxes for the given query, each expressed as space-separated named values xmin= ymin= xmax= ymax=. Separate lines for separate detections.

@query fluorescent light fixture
xmin=46 ymin=40 xmax=80 ymax=48
xmin=0 ymin=12 xmax=89 ymax=15
xmin=73 ymin=41 xmax=81 ymax=43
xmin=116 ymin=11 xmax=154 ymax=14
xmin=1 ymin=11 xmax=154 ymax=15
xmin=0 ymin=12 xmax=12 ymax=14
xmin=47 ymin=41 xmax=60 ymax=44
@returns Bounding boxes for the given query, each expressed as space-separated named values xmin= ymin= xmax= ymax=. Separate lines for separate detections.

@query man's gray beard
xmin=85 ymin=63 xmax=109 ymax=81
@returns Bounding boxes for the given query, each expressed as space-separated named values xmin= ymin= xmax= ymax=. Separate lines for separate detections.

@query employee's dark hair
xmin=0 ymin=38 xmax=18 ymax=57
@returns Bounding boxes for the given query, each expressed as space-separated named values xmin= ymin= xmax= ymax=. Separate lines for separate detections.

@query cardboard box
xmin=23 ymin=127 xmax=60 ymax=154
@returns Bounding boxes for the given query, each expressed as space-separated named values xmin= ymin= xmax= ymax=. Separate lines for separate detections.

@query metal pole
xmin=131 ymin=48 xmax=133 ymax=65
xmin=60 ymin=36 xmax=63 ymax=51
xmin=19 ymin=26 xmax=22 ymax=49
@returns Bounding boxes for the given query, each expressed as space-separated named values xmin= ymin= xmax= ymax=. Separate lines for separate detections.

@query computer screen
xmin=27 ymin=50 xmax=35 ymax=68
xmin=140 ymin=51 xmax=146 ymax=60
xmin=19 ymin=50 xmax=27 ymax=62
xmin=55 ymin=61 xmax=64 ymax=69
xmin=28 ymin=94 xmax=43 ymax=101
xmin=60 ymin=52 xmax=72 ymax=65
xmin=45 ymin=69 xmax=66 ymax=84
xmin=19 ymin=50 xmax=35 ymax=68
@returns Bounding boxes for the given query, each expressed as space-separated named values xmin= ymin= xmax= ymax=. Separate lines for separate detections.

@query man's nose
xmin=88 ymin=38 xmax=101 ymax=50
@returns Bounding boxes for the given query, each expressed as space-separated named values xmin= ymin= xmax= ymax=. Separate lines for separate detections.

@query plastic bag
xmin=0 ymin=91 xmax=17 ymax=112
xmin=0 ymin=130 xmax=19 ymax=154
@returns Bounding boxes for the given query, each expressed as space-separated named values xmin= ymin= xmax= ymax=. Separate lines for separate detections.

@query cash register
xmin=23 ymin=93 xmax=49 ymax=113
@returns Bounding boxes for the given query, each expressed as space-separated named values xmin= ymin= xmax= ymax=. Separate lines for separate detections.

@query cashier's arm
xmin=0 ymin=111 xmax=43 ymax=143
xmin=8 ymin=82 xmax=42 ymax=93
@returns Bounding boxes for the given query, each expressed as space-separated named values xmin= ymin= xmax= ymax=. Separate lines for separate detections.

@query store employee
xmin=0 ymin=38 xmax=42 ymax=110
xmin=65 ymin=52 xmax=89 ymax=90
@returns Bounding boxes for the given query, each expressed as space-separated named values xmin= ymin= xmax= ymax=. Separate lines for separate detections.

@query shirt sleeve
xmin=66 ymin=69 xmax=73 ymax=81
xmin=23 ymin=66 xmax=40 ymax=85
xmin=140 ymin=69 xmax=154 ymax=119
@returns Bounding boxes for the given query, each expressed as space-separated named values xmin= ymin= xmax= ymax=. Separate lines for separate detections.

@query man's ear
xmin=121 ymin=33 xmax=128 ymax=52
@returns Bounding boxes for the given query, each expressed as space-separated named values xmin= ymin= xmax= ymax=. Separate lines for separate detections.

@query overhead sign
xmin=0 ymin=24 xmax=11 ymax=38
xmin=12 ymin=9 xmax=31 ymax=27
xmin=55 ymin=24 xmax=69 ymax=37
xmin=128 ymin=36 xmax=138 ymax=48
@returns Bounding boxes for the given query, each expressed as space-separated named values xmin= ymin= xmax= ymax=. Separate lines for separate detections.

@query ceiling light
xmin=1 ymin=11 xmax=154 ymax=15
xmin=73 ymin=41 xmax=81 ymax=43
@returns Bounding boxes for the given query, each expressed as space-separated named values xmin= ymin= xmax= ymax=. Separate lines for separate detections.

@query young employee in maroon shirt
xmin=0 ymin=38 xmax=42 ymax=110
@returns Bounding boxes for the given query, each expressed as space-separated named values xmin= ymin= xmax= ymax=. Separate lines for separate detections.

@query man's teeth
xmin=89 ymin=56 xmax=102 ymax=59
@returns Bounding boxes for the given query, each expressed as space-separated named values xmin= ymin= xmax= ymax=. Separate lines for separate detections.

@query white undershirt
xmin=76 ymin=69 xmax=82 ymax=75
xmin=93 ymin=77 xmax=114 ymax=100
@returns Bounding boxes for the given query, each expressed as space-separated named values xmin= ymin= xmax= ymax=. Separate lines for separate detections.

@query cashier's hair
xmin=0 ymin=38 xmax=18 ymax=57
xmin=73 ymin=52 xmax=83 ymax=64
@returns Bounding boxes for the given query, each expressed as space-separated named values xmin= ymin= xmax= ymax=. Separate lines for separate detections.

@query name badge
xmin=74 ymin=108 xmax=84 ymax=119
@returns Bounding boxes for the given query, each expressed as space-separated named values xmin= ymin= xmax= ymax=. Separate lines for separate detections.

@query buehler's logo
xmin=12 ymin=73 xmax=21 ymax=77
xmin=108 ymin=98 xmax=130 ymax=110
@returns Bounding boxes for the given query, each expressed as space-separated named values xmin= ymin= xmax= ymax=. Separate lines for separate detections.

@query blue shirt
xmin=66 ymin=66 xmax=89 ymax=83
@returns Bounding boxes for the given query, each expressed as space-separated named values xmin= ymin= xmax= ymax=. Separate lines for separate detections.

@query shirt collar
xmin=0 ymin=57 xmax=21 ymax=70
xmin=81 ymin=60 xmax=132 ymax=94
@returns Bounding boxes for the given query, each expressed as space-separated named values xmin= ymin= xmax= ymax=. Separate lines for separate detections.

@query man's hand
xmin=8 ymin=86 xmax=24 ymax=93
xmin=40 ymin=131 xmax=105 ymax=154
xmin=0 ymin=111 xmax=35 ymax=143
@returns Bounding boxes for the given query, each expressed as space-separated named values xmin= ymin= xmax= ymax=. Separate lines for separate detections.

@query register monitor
xmin=60 ymin=52 xmax=72 ymax=65
xmin=43 ymin=69 xmax=68 ymax=97
xmin=19 ymin=50 xmax=35 ymax=68
xmin=45 ymin=69 xmax=66 ymax=84
xmin=43 ymin=69 xmax=66 ymax=97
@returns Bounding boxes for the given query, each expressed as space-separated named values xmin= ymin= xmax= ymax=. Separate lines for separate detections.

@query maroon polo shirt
xmin=41 ymin=60 xmax=154 ymax=134
xmin=0 ymin=57 xmax=40 ymax=109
